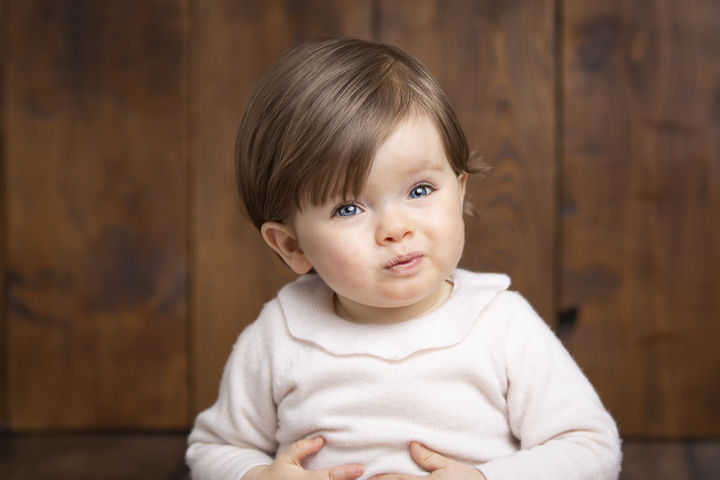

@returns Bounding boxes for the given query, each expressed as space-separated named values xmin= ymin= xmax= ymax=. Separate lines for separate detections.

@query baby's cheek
xmin=432 ymin=207 xmax=465 ymax=259
xmin=313 ymin=244 xmax=367 ymax=281
xmin=326 ymin=237 xmax=365 ymax=262
xmin=302 ymin=233 xmax=348 ymax=264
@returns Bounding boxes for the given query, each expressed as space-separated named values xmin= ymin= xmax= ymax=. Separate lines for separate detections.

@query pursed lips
xmin=383 ymin=252 xmax=424 ymax=272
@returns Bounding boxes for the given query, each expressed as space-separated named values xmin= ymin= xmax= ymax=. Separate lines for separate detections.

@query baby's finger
xmin=311 ymin=464 xmax=365 ymax=480
xmin=278 ymin=437 xmax=325 ymax=465
xmin=409 ymin=442 xmax=451 ymax=472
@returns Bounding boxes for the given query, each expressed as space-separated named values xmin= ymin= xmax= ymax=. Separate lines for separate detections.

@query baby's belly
xmin=277 ymin=419 xmax=517 ymax=480
xmin=275 ymin=377 xmax=517 ymax=478
xmin=273 ymin=343 xmax=518 ymax=478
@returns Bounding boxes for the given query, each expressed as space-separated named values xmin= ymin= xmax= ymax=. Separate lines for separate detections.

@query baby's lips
xmin=384 ymin=251 xmax=423 ymax=269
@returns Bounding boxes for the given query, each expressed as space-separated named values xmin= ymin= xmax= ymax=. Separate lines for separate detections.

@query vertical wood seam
xmin=553 ymin=0 xmax=565 ymax=330
xmin=185 ymin=0 xmax=196 ymax=428
xmin=0 ymin=0 xmax=9 ymax=431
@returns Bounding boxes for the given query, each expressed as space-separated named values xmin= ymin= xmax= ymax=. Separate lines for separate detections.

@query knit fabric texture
xmin=187 ymin=270 xmax=621 ymax=479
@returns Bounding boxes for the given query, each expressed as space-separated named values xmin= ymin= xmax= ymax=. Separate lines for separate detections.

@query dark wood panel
xmin=190 ymin=0 xmax=372 ymax=416
xmin=620 ymin=441 xmax=720 ymax=480
xmin=0 ymin=433 xmax=190 ymax=480
xmin=561 ymin=0 xmax=720 ymax=435
xmin=5 ymin=0 xmax=189 ymax=428
xmin=1 ymin=0 xmax=7 ymax=428
xmin=378 ymin=0 xmax=557 ymax=321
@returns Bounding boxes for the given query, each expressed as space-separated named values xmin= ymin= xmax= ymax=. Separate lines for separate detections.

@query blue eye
xmin=409 ymin=184 xmax=434 ymax=199
xmin=334 ymin=204 xmax=361 ymax=217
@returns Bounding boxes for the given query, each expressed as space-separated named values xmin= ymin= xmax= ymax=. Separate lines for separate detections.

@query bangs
xmin=294 ymin=64 xmax=437 ymax=210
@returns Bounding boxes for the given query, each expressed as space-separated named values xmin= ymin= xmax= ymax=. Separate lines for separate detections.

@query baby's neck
xmin=334 ymin=280 xmax=453 ymax=325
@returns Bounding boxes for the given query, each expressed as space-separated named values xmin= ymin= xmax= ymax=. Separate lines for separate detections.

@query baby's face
xmin=292 ymin=114 xmax=467 ymax=323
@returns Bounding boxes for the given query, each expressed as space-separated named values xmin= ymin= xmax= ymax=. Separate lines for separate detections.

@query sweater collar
xmin=277 ymin=269 xmax=511 ymax=361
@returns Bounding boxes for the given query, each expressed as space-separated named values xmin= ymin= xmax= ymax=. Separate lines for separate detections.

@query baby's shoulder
xmin=451 ymin=269 xmax=532 ymax=321
xmin=229 ymin=294 xmax=289 ymax=355
xmin=453 ymin=270 xmax=550 ymax=338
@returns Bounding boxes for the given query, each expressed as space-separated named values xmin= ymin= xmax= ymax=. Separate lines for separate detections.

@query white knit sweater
xmin=187 ymin=270 xmax=621 ymax=480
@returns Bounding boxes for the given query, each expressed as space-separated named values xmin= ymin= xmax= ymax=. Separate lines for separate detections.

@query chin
xmin=380 ymin=288 xmax=437 ymax=307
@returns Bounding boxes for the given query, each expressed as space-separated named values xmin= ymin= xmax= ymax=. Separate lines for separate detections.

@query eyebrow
xmin=401 ymin=156 xmax=449 ymax=175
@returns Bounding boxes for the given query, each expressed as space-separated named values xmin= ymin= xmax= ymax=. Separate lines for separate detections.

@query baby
xmin=186 ymin=37 xmax=622 ymax=480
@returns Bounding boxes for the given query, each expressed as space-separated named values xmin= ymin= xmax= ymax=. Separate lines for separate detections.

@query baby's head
xmin=235 ymin=37 xmax=480 ymax=229
xmin=236 ymin=37 xmax=483 ymax=321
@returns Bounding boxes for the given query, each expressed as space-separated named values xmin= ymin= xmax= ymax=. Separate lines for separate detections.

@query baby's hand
xmin=243 ymin=437 xmax=365 ymax=480
xmin=369 ymin=442 xmax=487 ymax=480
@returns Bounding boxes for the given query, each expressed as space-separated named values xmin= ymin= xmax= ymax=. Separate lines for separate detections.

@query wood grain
xmin=1 ymin=0 xmax=7 ymax=428
xmin=378 ymin=0 xmax=557 ymax=321
xmin=4 ymin=0 xmax=189 ymax=428
xmin=0 ymin=433 xmax=189 ymax=479
xmin=561 ymin=0 xmax=720 ymax=435
xmin=190 ymin=0 xmax=372 ymax=416
xmin=2 ymin=0 xmax=718 ymax=437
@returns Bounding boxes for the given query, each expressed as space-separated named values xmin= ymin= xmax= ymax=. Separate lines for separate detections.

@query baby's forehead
xmin=306 ymin=118 xmax=453 ymax=198
xmin=371 ymin=114 xmax=449 ymax=162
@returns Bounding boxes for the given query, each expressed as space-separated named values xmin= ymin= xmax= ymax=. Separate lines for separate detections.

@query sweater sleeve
xmin=186 ymin=312 xmax=278 ymax=480
xmin=477 ymin=292 xmax=622 ymax=480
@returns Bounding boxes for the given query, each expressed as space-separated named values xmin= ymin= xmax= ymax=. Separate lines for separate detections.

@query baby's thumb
xmin=409 ymin=442 xmax=450 ymax=472
xmin=280 ymin=437 xmax=325 ymax=465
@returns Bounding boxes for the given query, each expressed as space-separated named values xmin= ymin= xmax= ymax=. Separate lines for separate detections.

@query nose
xmin=375 ymin=208 xmax=415 ymax=245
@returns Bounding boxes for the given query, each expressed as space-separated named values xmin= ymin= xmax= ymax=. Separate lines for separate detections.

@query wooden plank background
xmin=3 ymin=0 xmax=189 ymax=429
xmin=0 ymin=0 xmax=7 ymax=427
xmin=561 ymin=0 xmax=720 ymax=436
xmin=0 ymin=0 xmax=718 ymax=437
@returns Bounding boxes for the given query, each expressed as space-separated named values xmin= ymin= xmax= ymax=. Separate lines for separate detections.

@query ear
xmin=458 ymin=172 xmax=475 ymax=216
xmin=458 ymin=171 xmax=468 ymax=197
xmin=260 ymin=221 xmax=313 ymax=274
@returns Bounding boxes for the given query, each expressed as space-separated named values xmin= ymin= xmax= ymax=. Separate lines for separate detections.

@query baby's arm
xmin=477 ymin=292 xmax=622 ymax=480
xmin=186 ymin=321 xmax=278 ymax=479
xmin=186 ymin=312 xmax=364 ymax=480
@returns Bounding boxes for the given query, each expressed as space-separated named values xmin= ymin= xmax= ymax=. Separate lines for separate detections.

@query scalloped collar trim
xmin=278 ymin=269 xmax=511 ymax=361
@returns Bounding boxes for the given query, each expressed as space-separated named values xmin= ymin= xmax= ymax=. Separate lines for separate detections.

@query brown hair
xmin=235 ymin=37 xmax=483 ymax=229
